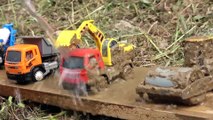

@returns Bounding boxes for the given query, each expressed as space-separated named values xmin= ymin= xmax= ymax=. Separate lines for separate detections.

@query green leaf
xmin=0 ymin=104 xmax=6 ymax=113
xmin=193 ymin=15 xmax=204 ymax=21
xmin=180 ymin=15 xmax=188 ymax=32
xmin=141 ymin=0 xmax=151 ymax=4
xmin=7 ymin=96 xmax=13 ymax=106
xmin=18 ymin=102 xmax=25 ymax=108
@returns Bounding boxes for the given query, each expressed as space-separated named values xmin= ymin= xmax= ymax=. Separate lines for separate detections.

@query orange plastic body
xmin=5 ymin=44 xmax=42 ymax=75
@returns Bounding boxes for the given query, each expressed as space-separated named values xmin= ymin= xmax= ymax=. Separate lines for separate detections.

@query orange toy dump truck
xmin=5 ymin=36 xmax=59 ymax=84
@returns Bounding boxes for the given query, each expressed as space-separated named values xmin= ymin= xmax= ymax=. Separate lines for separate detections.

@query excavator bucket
xmin=56 ymin=30 xmax=79 ymax=48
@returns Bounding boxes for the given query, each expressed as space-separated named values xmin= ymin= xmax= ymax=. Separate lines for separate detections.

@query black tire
xmin=16 ymin=79 xmax=28 ymax=84
xmin=32 ymin=68 xmax=44 ymax=82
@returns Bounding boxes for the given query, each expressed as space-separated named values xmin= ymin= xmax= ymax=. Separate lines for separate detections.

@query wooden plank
xmin=0 ymin=68 xmax=212 ymax=119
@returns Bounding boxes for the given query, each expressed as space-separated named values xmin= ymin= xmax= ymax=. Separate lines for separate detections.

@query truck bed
xmin=21 ymin=36 xmax=58 ymax=58
xmin=0 ymin=67 xmax=213 ymax=119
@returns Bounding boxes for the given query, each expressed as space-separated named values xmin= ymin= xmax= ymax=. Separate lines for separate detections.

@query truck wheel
xmin=17 ymin=79 xmax=27 ymax=84
xmin=32 ymin=68 xmax=44 ymax=82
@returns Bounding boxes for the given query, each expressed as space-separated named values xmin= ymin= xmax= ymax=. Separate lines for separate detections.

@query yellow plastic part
xmin=101 ymin=39 xmax=135 ymax=66
xmin=101 ymin=39 xmax=114 ymax=66
xmin=55 ymin=30 xmax=77 ymax=48
xmin=75 ymin=20 xmax=105 ymax=50
xmin=118 ymin=43 xmax=135 ymax=52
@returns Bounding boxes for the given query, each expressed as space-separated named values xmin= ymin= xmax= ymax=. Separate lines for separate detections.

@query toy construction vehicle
xmin=0 ymin=23 xmax=16 ymax=67
xmin=56 ymin=20 xmax=136 ymax=93
xmin=136 ymin=36 xmax=213 ymax=105
xmin=5 ymin=37 xmax=59 ymax=84
xmin=60 ymin=48 xmax=108 ymax=94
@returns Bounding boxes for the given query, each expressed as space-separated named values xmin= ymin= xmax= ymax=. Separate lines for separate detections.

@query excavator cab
xmin=101 ymin=39 xmax=135 ymax=66
xmin=101 ymin=39 xmax=118 ymax=66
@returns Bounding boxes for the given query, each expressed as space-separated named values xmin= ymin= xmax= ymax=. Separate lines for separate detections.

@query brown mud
xmin=136 ymin=67 xmax=207 ymax=105
xmin=136 ymin=36 xmax=213 ymax=105
xmin=184 ymin=36 xmax=213 ymax=75
xmin=1 ymin=67 xmax=213 ymax=119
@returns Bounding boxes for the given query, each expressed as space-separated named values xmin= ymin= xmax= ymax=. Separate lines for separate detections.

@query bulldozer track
xmin=0 ymin=67 xmax=213 ymax=119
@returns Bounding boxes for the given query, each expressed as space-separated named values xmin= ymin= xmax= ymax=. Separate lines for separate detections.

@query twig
xmin=74 ymin=2 xmax=94 ymax=14
xmin=141 ymin=63 xmax=156 ymax=67
xmin=166 ymin=25 xmax=196 ymax=50
xmin=0 ymin=8 xmax=7 ymax=22
xmin=180 ymin=4 xmax=192 ymax=14
xmin=11 ymin=109 xmax=20 ymax=120
xmin=153 ymin=26 xmax=196 ymax=60
xmin=0 ymin=2 xmax=16 ymax=8
xmin=71 ymin=1 xmax=74 ymax=23
xmin=10 ymin=0 xmax=17 ymax=27
xmin=65 ymin=5 xmax=104 ymax=30
xmin=41 ymin=111 xmax=66 ymax=119
xmin=84 ymin=3 xmax=91 ymax=20
xmin=147 ymin=21 xmax=158 ymax=34
xmin=144 ymin=33 xmax=172 ymax=60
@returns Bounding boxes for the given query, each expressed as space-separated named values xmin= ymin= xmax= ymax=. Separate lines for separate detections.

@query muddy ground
xmin=1 ymin=67 xmax=213 ymax=120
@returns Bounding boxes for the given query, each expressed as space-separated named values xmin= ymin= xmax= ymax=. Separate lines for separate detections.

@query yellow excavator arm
xmin=56 ymin=20 xmax=105 ymax=50
xmin=75 ymin=20 xmax=105 ymax=50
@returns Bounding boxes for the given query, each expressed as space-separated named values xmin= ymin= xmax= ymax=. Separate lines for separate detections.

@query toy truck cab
xmin=5 ymin=37 xmax=58 ymax=83
xmin=60 ymin=48 xmax=105 ymax=86
xmin=5 ymin=44 xmax=42 ymax=82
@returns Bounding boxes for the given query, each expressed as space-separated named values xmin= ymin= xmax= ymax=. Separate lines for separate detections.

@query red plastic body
xmin=60 ymin=48 xmax=105 ymax=84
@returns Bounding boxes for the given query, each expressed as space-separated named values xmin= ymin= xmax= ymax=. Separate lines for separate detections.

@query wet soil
xmin=184 ymin=37 xmax=213 ymax=75
xmin=1 ymin=67 xmax=213 ymax=119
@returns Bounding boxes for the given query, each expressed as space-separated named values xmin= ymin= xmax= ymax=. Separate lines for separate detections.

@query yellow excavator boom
xmin=56 ymin=20 xmax=105 ymax=50
xmin=75 ymin=20 xmax=105 ymax=50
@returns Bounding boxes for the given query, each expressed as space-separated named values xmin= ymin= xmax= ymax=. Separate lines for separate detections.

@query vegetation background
xmin=0 ymin=0 xmax=212 ymax=119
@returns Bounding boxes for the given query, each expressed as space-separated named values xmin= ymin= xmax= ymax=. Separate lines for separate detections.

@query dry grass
xmin=0 ymin=0 xmax=213 ymax=119
xmin=0 ymin=0 xmax=212 ymax=66
xmin=0 ymin=96 xmax=67 ymax=120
